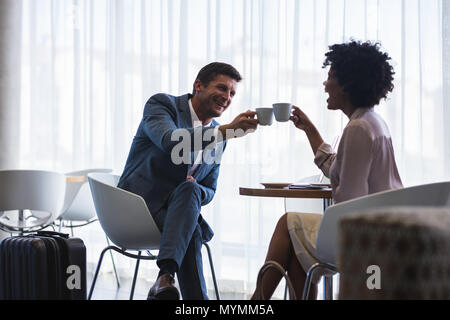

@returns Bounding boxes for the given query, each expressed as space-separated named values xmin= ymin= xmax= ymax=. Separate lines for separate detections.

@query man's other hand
xmin=186 ymin=176 xmax=197 ymax=183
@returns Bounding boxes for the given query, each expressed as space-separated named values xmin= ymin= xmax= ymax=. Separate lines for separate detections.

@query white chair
xmin=56 ymin=168 xmax=121 ymax=288
xmin=301 ymin=181 xmax=450 ymax=299
xmin=58 ymin=168 xmax=113 ymax=233
xmin=0 ymin=170 xmax=66 ymax=233
xmin=87 ymin=172 xmax=220 ymax=300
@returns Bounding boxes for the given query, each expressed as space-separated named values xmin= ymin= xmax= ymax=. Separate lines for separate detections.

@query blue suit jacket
xmin=118 ymin=93 xmax=226 ymax=241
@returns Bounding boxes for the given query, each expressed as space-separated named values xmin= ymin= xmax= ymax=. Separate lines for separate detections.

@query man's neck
xmin=191 ymin=95 xmax=212 ymax=126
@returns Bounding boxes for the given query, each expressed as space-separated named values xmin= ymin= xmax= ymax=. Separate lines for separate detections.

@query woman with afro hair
xmin=252 ymin=40 xmax=403 ymax=300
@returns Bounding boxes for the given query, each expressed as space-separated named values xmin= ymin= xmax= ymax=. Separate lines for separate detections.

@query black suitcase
xmin=0 ymin=231 xmax=86 ymax=300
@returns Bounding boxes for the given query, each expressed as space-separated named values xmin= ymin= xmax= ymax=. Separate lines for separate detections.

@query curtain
xmin=17 ymin=0 xmax=449 ymax=297
xmin=0 ymin=0 xmax=21 ymax=169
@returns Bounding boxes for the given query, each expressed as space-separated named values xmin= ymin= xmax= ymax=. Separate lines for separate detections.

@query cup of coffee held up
xmin=255 ymin=107 xmax=274 ymax=126
xmin=272 ymin=103 xmax=292 ymax=122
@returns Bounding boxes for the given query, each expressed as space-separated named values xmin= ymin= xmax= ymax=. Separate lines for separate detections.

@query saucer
xmin=260 ymin=183 xmax=292 ymax=189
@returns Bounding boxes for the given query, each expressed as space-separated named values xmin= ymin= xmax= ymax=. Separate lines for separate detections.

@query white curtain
xmin=16 ymin=0 xmax=450 ymax=297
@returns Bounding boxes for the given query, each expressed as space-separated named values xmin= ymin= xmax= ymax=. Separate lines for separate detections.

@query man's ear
xmin=193 ymin=79 xmax=203 ymax=94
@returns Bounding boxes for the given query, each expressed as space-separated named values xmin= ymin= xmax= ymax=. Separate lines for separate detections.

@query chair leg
xmin=323 ymin=276 xmax=333 ymax=300
xmin=69 ymin=221 xmax=74 ymax=237
xmin=88 ymin=246 xmax=112 ymax=300
xmin=203 ymin=242 xmax=220 ymax=300
xmin=302 ymin=263 xmax=321 ymax=300
xmin=129 ymin=251 xmax=141 ymax=300
xmin=283 ymin=282 xmax=288 ymax=300
xmin=105 ymin=236 xmax=121 ymax=288
xmin=302 ymin=263 xmax=337 ymax=300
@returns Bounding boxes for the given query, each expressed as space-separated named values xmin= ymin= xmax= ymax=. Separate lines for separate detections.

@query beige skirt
xmin=286 ymin=211 xmax=324 ymax=284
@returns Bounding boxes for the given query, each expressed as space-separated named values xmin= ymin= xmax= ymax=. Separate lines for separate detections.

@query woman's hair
xmin=323 ymin=40 xmax=395 ymax=108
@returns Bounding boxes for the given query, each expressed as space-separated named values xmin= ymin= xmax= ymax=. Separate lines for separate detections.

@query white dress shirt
xmin=187 ymin=99 xmax=213 ymax=177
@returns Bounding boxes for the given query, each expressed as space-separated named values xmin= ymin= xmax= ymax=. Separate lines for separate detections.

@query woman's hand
xmin=290 ymin=105 xmax=314 ymax=132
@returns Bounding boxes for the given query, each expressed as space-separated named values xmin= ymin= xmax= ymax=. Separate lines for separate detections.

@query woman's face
xmin=323 ymin=68 xmax=348 ymax=111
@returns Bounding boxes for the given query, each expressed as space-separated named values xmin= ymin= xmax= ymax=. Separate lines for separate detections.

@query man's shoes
xmin=147 ymin=273 xmax=180 ymax=300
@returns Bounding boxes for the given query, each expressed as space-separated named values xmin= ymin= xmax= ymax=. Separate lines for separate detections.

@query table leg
xmin=323 ymin=198 xmax=332 ymax=212
xmin=322 ymin=197 xmax=333 ymax=300
xmin=19 ymin=209 xmax=24 ymax=235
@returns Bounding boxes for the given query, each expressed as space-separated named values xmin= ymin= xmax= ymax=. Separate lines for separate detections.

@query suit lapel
xmin=192 ymin=119 xmax=221 ymax=180
xmin=176 ymin=94 xmax=194 ymax=175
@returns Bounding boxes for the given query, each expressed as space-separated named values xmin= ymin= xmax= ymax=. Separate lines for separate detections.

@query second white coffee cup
xmin=272 ymin=103 xmax=292 ymax=122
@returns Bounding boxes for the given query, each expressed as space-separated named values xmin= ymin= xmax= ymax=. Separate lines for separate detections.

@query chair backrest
xmin=316 ymin=181 xmax=450 ymax=265
xmin=61 ymin=168 xmax=113 ymax=216
xmin=0 ymin=170 xmax=66 ymax=228
xmin=60 ymin=183 xmax=97 ymax=221
xmin=87 ymin=172 xmax=161 ymax=250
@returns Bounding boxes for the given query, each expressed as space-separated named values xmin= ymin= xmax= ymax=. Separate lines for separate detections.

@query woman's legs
xmin=286 ymin=247 xmax=317 ymax=300
xmin=251 ymin=213 xmax=317 ymax=300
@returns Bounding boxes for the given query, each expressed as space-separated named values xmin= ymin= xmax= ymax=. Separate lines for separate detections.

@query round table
xmin=239 ymin=187 xmax=333 ymax=211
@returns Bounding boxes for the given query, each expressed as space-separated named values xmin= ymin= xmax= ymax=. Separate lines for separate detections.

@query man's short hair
xmin=192 ymin=62 xmax=242 ymax=95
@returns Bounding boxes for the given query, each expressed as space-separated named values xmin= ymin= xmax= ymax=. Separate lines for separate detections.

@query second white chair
xmin=58 ymin=168 xmax=113 ymax=232
xmin=57 ymin=168 xmax=121 ymax=288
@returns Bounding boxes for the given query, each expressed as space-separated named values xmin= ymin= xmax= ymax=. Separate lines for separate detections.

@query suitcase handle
xmin=37 ymin=231 xmax=70 ymax=239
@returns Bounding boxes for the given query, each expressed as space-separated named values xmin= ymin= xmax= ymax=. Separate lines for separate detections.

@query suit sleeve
xmin=141 ymin=94 xmax=221 ymax=154
xmin=197 ymin=163 xmax=221 ymax=206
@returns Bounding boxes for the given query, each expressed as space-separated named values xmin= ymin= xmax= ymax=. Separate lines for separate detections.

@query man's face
xmin=194 ymin=74 xmax=237 ymax=118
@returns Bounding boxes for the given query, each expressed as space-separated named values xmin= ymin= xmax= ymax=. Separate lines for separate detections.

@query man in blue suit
xmin=118 ymin=62 xmax=258 ymax=300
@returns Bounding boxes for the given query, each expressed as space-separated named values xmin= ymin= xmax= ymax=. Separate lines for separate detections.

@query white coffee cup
xmin=272 ymin=103 xmax=292 ymax=122
xmin=255 ymin=107 xmax=274 ymax=126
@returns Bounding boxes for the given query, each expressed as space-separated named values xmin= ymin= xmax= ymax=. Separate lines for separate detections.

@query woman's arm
xmin=290 ymin=105 xmax=324 ymax=155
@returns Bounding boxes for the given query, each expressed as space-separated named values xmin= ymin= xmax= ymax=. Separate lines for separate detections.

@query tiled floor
xmin=88 ymin=271 xmax=151 ymax=300
xmin=88 ymin=271 xmax=340 ymax=300
xmin=87 ymin=271 xmax=251 ymax=300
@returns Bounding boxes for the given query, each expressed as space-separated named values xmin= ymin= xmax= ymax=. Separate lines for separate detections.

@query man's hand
xmin=218 ymin=110 xmax=258 ymax=140
xmin=186 ymin=176 xmax=197 ymax=183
